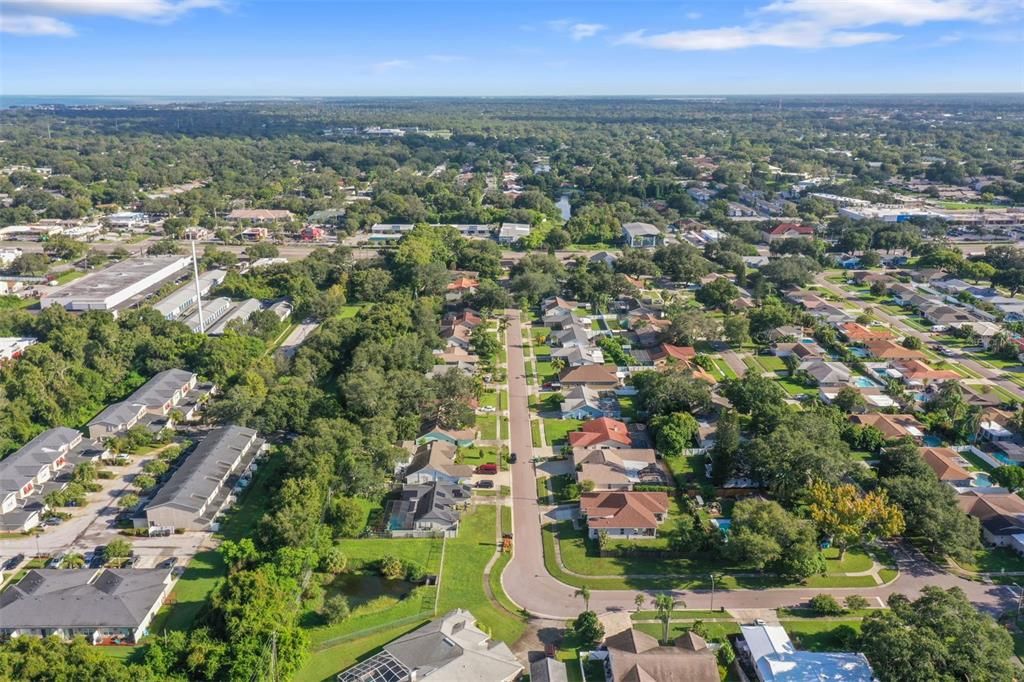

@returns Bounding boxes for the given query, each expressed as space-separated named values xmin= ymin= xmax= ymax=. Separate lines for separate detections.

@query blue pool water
xmin=849 ymin=348 xmax=868 ymax=358
xmin=995 ymin=451 xmax=1016 ymax=466
xmin=714 ymin=518 xmax=732 ymax=534
xmin=973 ymin=473 xmax=993 ymax=487
xmin=852 ymin=376 xmax=877 ymax=388
xmin=923 ymin=435 xmax=944 ymax=447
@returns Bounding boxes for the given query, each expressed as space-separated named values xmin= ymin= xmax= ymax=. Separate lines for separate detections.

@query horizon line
xmin=3 ymin=91 xmax=1023 ymax=100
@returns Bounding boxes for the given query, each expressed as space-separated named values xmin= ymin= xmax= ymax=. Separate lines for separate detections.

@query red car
xmin=475 ymin=463 xmax=498 ymax=475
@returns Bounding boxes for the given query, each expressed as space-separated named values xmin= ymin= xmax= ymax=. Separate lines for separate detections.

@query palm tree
xmin=652 ymin=594 xmax=681 ymax=644
xmin=576 ymin=586 xmax=591 ymax=612
xmin=63 ymin=553 xmax=85 ymax=569
xmin=634 ymin=594 xmax=645 ymax=613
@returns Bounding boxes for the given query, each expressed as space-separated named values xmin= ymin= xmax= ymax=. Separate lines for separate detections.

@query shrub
xmin=809 ymin=593 xmax=844 ymax=616
xmin=379 ymin=555 xmax=404 ymax=580
xmin=321 ymin=548 xmax=348 ymax=575
xmin=844 ymin=594 xmax=870 ymax=611
xmin=321 ymin=595 xmax=350 ymax=624
xmin=403 ymin=560 xmax=426 ymax=583
xmin=572 ymin=611 xmax=605 ymax=647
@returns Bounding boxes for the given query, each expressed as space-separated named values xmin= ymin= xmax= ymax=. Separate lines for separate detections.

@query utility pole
xmin=709 ymin=573 xmax=717 ymax=613
xmin=190 ymin=239 xmax=205 ymax=332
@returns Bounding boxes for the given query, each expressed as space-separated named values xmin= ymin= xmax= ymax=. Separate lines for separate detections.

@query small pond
xmin=327 ymin=573 xmax=414 ymax=608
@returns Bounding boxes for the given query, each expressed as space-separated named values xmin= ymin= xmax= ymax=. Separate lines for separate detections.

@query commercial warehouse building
xmin=152 ymin=269 xmax=227 ymax=320
xmin=182 ymin=297 xmax=232 ymax=334
xmin=206 ymin=298 xmax=263 ymax=335
xmin=142 ymin=425 xmax=263 ymax=531
xmin=41 ymin=255 xmax=192 ymax=313
xmin=87 ymin=369 xmax=198 ymax=441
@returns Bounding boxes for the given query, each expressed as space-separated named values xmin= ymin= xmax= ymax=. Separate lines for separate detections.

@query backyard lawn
xmin=436 ymin=504 xmax=526 ymax=643
xmin=544 ymin=418 xmax=584 ymax=446
xmin=335 ymin=305 xmax=362 ymax=319
xmin=456 ymin=446 xmax=500 ymax=468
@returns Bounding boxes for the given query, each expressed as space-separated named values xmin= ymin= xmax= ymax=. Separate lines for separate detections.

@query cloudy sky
xmin=1 ymin=0 xmax=1021 ymax=95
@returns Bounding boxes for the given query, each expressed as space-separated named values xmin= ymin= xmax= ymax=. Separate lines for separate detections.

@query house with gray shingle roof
xmin=87 ymin=368 xmax=197 ymax=440
xmin=0 ymin=568 xmax=173 ymax=644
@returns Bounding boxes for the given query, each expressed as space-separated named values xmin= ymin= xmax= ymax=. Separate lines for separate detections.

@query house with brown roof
xmin=891 ymin=359 xmax=959 ymax=387
xmin=864 ymin=339 xmax=926 ymax=361
xmin=838 ymin=322 xmax=894 ymax=344
xmin=772 ymin=341 xmax=825 ymax=360
xmin=560 ymin=365 xmax=620 ymax=389
xmin=762 ymin=223 xmax=815 ymax=243
xmin=650 ymin=343 xmax=696 ymax=366
xmin=918 ymin=447 xmax=973 ymax=486
xmin=571 ymin=448 xmax=664 ymax=490
xmin=445 ymin=277 xmax=479 ymax=301
xmin=852 ymin=271 xmax=896 ymax=286
xmin=604 ymin=628 xmax=719 ymax=682
xmin=958 ymin=490 xmax=1024 ymax=551
xmin=568 ymin=417 xmax=633 ymax=449
xmin=849 ymin=413 xmax=925 ymax=441
xmin=579 ymin=491 xmax=670 ymax=539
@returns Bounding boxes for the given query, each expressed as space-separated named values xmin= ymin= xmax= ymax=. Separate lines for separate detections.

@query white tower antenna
xmin=190 ymin=239 xmax=205 ymax=333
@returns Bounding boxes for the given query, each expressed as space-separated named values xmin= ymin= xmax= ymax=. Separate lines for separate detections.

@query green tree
xmin=575 ymin=586 xmax=591 ymax=612
xmin=651 ymin=412 xmax=699 ymax=457
xmin=695 ymin=277 xmax=739 ymax=310
xmin=809 ymin=594 xmax=844 ymax=616
xmin=572 ymin=611 xmax=605 ymax=647
xmin=723 ymin=314 xmax=750 ymax=347
xmin=726 ymin=499 xmax=824 ymax=579
xmin=991 ymin=465 xmax=1024 ymax=492
xmin=104 ymin=539 xmax=132 ymax=563
xmin=321 ymin=594 xmax=350 ymax=624
xmin=653 ymin=594 xmax=678 ymax=644
xmin=808 ymin=481 xmax=905 ymax=559
xmin=379 ymin=555 xmax=404 ymax=579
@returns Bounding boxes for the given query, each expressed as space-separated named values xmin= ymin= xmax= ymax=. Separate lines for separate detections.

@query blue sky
xmin=1 ymin=0 xmax=1022 ymax=95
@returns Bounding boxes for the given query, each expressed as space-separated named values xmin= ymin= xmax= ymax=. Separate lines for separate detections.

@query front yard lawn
xmin=544 ymin=418 xmax=584 ymax=446
xmin=455 ymin=447 xmax=499 ymax=468
xmin=477 ymin=415 xmax=498 ymax=440
xmin=537 ymin=360 xmax=559 ymax=384
xmin=780 ymin=619 xmax=863 ymax=651
xmin=963 ymin=546 xmax=1024 ymax=574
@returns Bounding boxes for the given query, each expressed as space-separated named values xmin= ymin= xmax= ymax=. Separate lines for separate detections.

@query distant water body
xmin=0 ymin=95 xmax=267 ymax=109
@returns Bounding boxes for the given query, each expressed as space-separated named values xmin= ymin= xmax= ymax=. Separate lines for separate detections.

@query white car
xmin=479 ymin=406 xmax=496 ymax=413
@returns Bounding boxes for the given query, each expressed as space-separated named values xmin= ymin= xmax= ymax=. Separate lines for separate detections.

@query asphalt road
xmin=500 ymin=308 xmax=1016 ymax=620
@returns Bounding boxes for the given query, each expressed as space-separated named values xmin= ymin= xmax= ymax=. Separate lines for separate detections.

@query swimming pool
xmin=995 ymin=451 xmax=1016 ymax=466
xmin=852 ymin=376 xmax=877 ymax=388
xmin=713 ymin=518 xmax=732 ymax=534
xmin=923 ymin=435 xmax=944 ymax=447
xmin=972 ymin=473 xmax=994 ymax=487
xmin=849 ymin=347 xmax=868 ymax=358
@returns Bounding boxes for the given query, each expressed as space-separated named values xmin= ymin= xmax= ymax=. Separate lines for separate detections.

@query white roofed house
xmin=497 ymin=222 xmax=531 ymax=244
xmin=622 ymin=222 xmax=663 ymax=249
xmin=739 ymin=624 xmax=874 ymax=682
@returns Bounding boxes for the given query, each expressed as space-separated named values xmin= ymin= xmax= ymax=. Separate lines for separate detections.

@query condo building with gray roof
xmin=0 ymin=568 xmax=173 ymax=644
xmin=143 ymin=425 xmax=263 ymax=531
xmin=87 ymin=369 xmax=198 ymax=440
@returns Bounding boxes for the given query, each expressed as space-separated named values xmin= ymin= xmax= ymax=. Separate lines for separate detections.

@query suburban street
xmin=500 ymin=309 xmax=1017 ymax=620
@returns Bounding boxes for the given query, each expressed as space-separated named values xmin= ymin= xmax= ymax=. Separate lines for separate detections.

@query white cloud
xmin=0 ymin=12 xmax=74 ymax=35
xmin=0 ymin=0 xmax=223 ymax=36
xmin=619 ymin=0 xmax=1017 ymax=51
xmin=686 ymin=11 xmax=702 ymax=20
xmin=569 ymin=22 xmax=606 ymax=40
xmin=547 ymin=18 xmax=606 ymax=40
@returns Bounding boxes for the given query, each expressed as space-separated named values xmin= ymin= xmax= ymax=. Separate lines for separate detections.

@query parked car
xmin=3 ymin=554 xmax=24 ymax=571
xmin=476 ymin=480 xmax=495 ymax=489
xmin=508 ymin=452 xmax=517 ymax=464
xmin=475 ymin=463 xmax=498 ymax=475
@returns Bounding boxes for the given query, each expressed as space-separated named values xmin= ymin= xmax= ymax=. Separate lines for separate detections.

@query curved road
xmin=500 ymin=309 xmax=1016 ymax=619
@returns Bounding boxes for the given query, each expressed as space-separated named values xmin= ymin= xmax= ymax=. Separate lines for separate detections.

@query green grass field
xmin=456 ymin=446 xmax=499 ymax=468
xmin=335 ymin=305 xmax=362 ymax=319
xmin=531 ymin=420 xmax=543 ymax=447
xmin=477 ymin=414 xmax=498 ymax=440
xmin=544 ymin=418 xmax=584 ymax=446
xmin=297 ymin=620 xmax=430 ymax=682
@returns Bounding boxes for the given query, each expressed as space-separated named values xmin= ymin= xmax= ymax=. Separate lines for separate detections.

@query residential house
xmin=530 ymin=657 xmax=569 ymax=682
xmin=143 ymin=426 xmax=263 ymax=531
xmin=497 ymin=222 xmax=531 ymax=245
xmin=604 ymin=628 xmax=719 ymax=682
xmin=891 ymin=359 xmax=959 ymax=387
xmin=772 ymin=341 xmax=825 ymax=360
xmin=568 ymin=417 xmax=632 ymax=449
xmin=819 ymin=386 xmax=896 ymax=410
xmin=961 ymin=382 xmax=1008 ymax=408
xmin=572 ymin=448 xmax=664 ymax=491
xmin=87 ymin=369 xmax=199 ymax=441
xmin=622 ymin=222 xmax=663 ymax=248
xmin=589 ymin=251 xmax=618 ymax=268
xmin=552 ymin=324 xmax=593 ymax=349
xmin=852 ymin=271 xmax=896 ymax=286
xmin=798 ymin=359 xmax=852 ymax=387
xmin=579 ymin=491 xmax=670 ymax=539
xmin=336 ymin=609 xmax=522 ymax=682
xmin=918 ymin=447 xmax=973 ymax=487
xmin=545 ymin=308 xmax=588 ymax=332
xmin=888 ymin=283 xmax=919 ymax=306
xmin=649 ymin=343 xmax=696 ymax=367
xmin=445 ymin=276 xmax=479 ymax=302
xmin=849 ymin=413 xmax=925 ymax=441
xmin=559 ymin=365 xmax=620 ymax=390
xmin=805 ymin=303 xmax=854 ymax=325
xmin=762 ymin=223 xmax=815 ymax=243
xmin=767 ymin=325 xmax=808 ymax=342
xmin=385 ymin=481 xmax=472 ymax=536
xmin=551 ymin=345 xmax=604 ymax=367
xmin=402 ymin=441 xmax=473 ymax=485
xmin=919 ymin=303 xmax=977 ymax=328
xmin=299 ymin=226 xmax=325 ymax=241
xmin=0 ymin=568 xmax=174 ymax=645
xmin=417 ymin=422 xmax=476 ymax=448
xmin=958 ymin=490 xmax=1024 ymax=553
xmin=240 ymin=227 xmax=269 ymax=241
xmin=0 ymin=427 xmax=86 ymax=532
xmin=864 ymin=339 xmax=926 ymax=362
xmin=560 ymin=386 xmax=606 ymax=420
xmin=910 ymin=268 xmax=947 ymax=283
xmin=442 ymin=309 xmax=483 ymax=329
xmin=838 ymin=322 xmax=894 ymax=344
xmin=441 ymin=321 xmax=473 ymax=351
xmin=739 ymin=624 xmax=875 ymax=682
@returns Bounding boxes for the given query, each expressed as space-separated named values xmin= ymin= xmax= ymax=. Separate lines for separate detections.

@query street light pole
xmin=710 ymin=573 xmax=717 ymax=613
xmin=1015 ymin=583 xmax=1024 ymax=620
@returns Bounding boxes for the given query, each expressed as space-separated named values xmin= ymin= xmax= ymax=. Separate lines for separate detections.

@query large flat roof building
xmin=41 ymin=255 xmax=192 ymax=313
xmin=144 ymin=425 xmax=262 ymax=530
xmin=0 ymin=568 xmax=173 ymax=645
